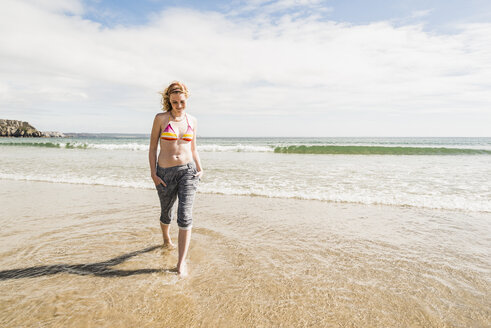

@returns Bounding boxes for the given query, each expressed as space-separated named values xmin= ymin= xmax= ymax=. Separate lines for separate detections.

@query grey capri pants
xmin=155 ymin=162 xmax=200 ymax=230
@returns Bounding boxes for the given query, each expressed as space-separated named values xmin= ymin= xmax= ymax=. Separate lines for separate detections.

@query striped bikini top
xmin=160 ymin=114 xmax=194 ymax=142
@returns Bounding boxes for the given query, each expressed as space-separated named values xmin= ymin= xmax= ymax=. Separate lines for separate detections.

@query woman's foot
xmin=163 ymin=239 xmax=176 ymax=249
xmin=160 ymin=223 xmax=175 ymax=248
xmin=177 ymin=261 xmax=188 ymax=277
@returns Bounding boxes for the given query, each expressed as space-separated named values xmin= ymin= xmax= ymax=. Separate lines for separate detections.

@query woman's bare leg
xmin=177 ymin=228 xmax=191 ymax=277
xmin=160 ymin=222 xmax=175 ymax=248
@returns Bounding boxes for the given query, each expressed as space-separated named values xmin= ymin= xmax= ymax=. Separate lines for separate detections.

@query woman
xmin=149 ymin=81 xmax=203 ymax=277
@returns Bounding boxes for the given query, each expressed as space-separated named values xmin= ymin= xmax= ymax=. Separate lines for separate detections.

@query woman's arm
xmin=191 ymin=118 xmax=203 ymax=175
xmin=149 ymin=114 xmax=165 ymax=185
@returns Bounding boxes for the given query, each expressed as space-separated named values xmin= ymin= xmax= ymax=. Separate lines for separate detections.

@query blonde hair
xmin=159 ymin=81 xmax=190 ymax=112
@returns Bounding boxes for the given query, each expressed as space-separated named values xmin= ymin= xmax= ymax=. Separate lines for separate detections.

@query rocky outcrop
xmin=0 ymin=119 xmax=65 ymax=137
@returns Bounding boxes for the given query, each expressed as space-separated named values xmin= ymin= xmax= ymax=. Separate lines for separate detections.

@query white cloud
xmin=226 ymin=0 xmax=332 ymax=19
xmin=0 ymin=0 xmax=490 ymax=135
xmin=25 ymin=0 xmax=84 ymax=15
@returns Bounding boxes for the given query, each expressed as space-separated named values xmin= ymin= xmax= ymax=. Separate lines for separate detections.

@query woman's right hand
xmin=152 ymin=174 xmax=166 ymax=187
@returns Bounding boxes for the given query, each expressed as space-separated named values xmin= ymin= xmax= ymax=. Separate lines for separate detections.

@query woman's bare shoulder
xmin=154 ymin=112 xmax=169 ymax=122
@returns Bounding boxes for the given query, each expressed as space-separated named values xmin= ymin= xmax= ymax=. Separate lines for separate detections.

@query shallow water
xmin=0 ymin=180 xmax=489 ymax=327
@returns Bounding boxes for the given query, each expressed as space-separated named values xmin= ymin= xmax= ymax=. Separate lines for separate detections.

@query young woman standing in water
xmin=149 ymin=81 xmax=203 ymax=277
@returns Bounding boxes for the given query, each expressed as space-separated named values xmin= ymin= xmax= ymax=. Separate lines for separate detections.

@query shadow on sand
xmin=0 ymin=245 xmax=167 ymax=280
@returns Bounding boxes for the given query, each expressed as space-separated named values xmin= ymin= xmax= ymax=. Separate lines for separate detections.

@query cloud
xmin=227 ymin=0 xmax=332 ymax=18
xmin=410 ymin=9 xmax=432 ymax=18
xmin=0 ymin=0 xmax=490 ymax=134
xmin=24 ymin=0 xmax=84 ymax=15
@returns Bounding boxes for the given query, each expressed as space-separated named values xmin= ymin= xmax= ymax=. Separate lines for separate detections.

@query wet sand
xmin=0 ymin=179 xmax=490 ymax=327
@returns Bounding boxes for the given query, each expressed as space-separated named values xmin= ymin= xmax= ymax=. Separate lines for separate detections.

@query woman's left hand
xmin=195 ymin=170 xmax=204 ymax=180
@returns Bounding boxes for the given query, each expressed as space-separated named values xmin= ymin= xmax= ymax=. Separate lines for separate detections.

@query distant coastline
xmin=0 ymin=119 xmax=65 ymax=138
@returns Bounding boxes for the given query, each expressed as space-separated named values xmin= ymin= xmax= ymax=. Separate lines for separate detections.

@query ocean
xmin=1 ymin=136 xmax=490 ymax=212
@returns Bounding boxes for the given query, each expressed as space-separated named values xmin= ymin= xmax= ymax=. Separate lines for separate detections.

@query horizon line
xmin=58 ymin=133 xmax=491 ymax=138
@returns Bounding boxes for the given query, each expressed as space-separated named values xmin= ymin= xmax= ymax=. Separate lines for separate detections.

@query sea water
xmin=1 ymin=136 xmax=490 ymax=212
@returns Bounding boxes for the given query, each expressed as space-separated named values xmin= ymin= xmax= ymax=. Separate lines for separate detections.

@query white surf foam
xmin=197 ymin=144 xmax=274 ymax=152
xmin=2 ymin=173 xmax=488 ymax=213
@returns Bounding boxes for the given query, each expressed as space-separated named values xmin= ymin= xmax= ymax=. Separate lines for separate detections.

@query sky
xmin=1 ymin=0 xmax=490 ymax=137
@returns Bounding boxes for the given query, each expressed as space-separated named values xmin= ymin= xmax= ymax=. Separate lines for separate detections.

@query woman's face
xmin=170 ymin=93 xmax=187 ymax=112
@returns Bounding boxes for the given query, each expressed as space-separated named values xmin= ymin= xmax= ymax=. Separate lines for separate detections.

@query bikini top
xmin=160 ymin=113 xmax=194 ymax=142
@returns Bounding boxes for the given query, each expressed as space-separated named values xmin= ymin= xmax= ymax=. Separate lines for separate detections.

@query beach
xmin=1 ymin=178 xmax=489 ymax=327
xmin=2 ymin=0 xmax=491 ymax=325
